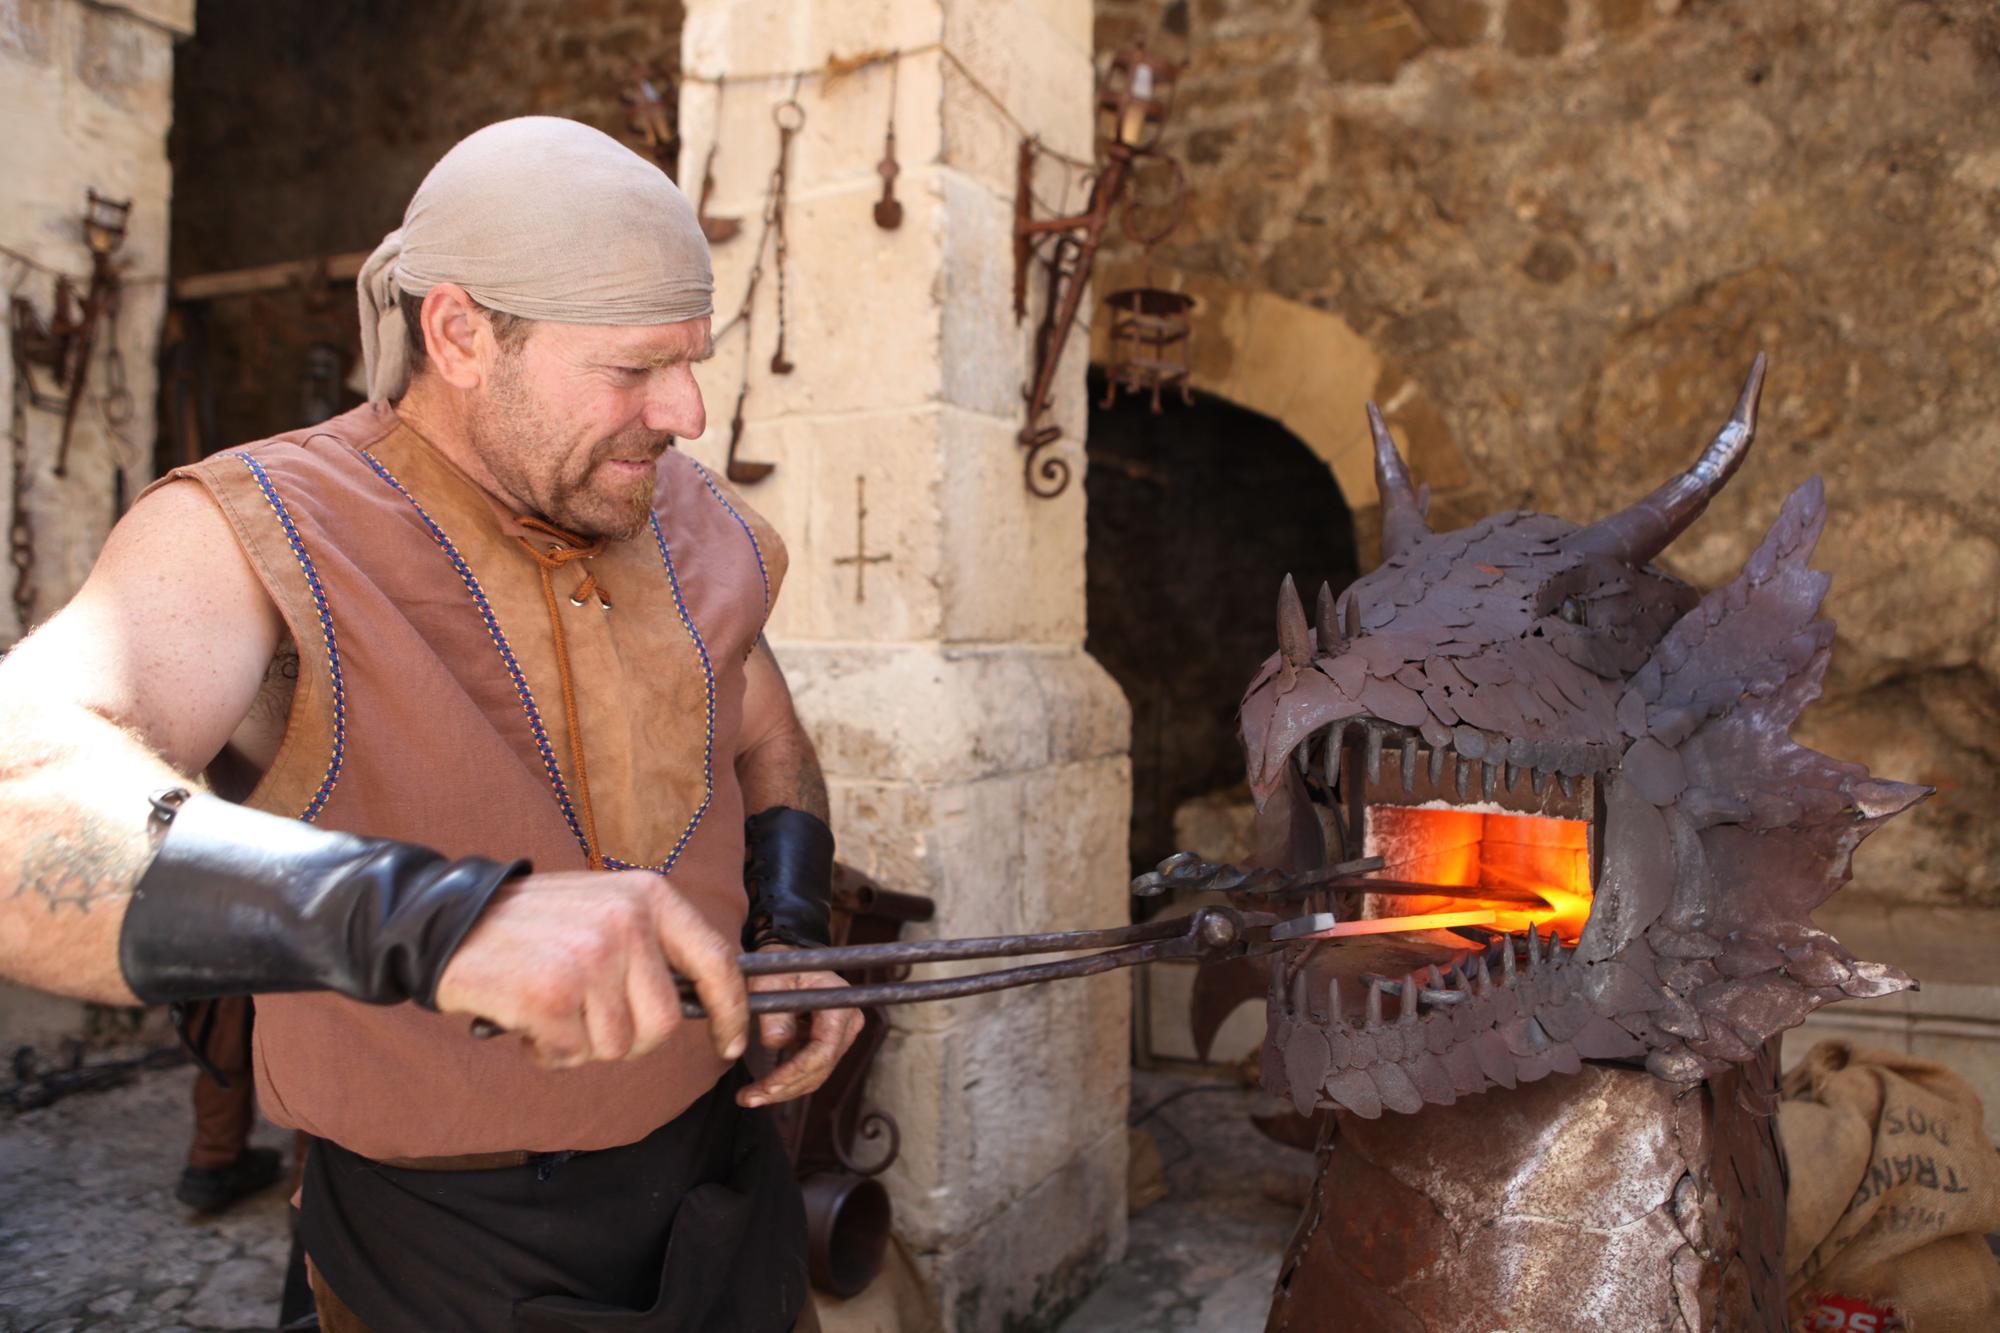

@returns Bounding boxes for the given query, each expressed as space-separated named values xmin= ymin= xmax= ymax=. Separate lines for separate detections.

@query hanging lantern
xmin=82 ymin=190 xmax=131 ymax=257
xmin=1097 ymin=43 xmax=1177 ymax=156
xmin=1101 ymin=285 xmax=1195 ymax=413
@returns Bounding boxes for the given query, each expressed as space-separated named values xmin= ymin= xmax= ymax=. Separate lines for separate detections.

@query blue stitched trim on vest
xmin=239 ymin=455 xmax=345 ymax=823
xmin=686 ymin=458 xmax=770 ymax=614
xmin=357 ymin=448 xmax=714 ymax=874
xmin=624 ymin=512 xmax=717 ymax=874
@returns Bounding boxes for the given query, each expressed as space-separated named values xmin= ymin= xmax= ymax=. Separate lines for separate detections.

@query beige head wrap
xmin=358 ymin=116 xmax=713 ymax=402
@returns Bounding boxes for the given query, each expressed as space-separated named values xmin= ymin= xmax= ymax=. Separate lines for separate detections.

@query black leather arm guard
xmin=117 ymin=790 xmax=528 ymax=1009
xmin=742 ymin=807 xmax=833 ymax=950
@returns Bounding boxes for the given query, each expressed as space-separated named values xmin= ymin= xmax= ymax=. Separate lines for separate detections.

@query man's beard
xmin=472 ymin=362 xmax=666 ymax=540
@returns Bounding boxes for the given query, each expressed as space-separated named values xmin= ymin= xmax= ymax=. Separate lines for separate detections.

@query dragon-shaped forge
xmin=1204 ymin=355 xmax=1930 ymax=1330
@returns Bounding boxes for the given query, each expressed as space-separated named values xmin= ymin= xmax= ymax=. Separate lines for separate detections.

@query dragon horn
xmin=1369 ymin=402 xmax=1430 ymax=561
xmin=1277 ymin=574 xmax=1312 ymax=668
xmin=1567 ymin=354 xmax=1768 ymax=566
xmin=1315 ymin=581 xmax=1342 ymax=652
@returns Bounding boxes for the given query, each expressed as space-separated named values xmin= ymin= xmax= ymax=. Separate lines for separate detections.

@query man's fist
xmin=433 ymin=870 xmax=748 ymax=1069
xmin=738 ymin=945 xmax=863 ymax=1108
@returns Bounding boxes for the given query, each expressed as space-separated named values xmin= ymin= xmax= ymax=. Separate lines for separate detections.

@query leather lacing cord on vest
xmin=513 ymin=515 xmax=609 ymax=869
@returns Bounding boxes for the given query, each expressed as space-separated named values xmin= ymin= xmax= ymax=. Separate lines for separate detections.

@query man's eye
xmin=611 ymin=366 xmax=647 ymax=379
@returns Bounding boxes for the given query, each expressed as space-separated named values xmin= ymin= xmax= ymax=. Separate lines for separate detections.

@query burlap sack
xmin=1782 ymin=1040 xmax=2000 ymax=1330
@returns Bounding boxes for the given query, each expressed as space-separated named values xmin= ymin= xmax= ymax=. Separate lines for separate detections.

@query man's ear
xmin=419 ymin=284 xmax=490 ymax=390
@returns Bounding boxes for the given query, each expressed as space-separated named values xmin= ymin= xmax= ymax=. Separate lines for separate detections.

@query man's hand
xmin=738 ymin=944 xmax=863 ymax=1108
xmin=433 ymin=870 xmax=749 ymax=1071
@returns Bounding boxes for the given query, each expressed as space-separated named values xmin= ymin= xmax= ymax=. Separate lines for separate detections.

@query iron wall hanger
xmin=7 ymin=190 xmax=131 ymax=479
xmin=1012 ymin=43 xmax=1181 ymax=499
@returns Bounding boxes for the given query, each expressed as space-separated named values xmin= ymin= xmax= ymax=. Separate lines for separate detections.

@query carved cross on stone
xmin=833 ymin=474 xmax=891 ymax=604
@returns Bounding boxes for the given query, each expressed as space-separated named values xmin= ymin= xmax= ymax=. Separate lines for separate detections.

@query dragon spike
xmin=1366 ymin=977 xmax=1386 ymax=1029
xmin=1399 ymin=973 xmax=1421 ymax=1025
xmin=1368 ymin=401 xmax=1431 ymax=561
xmin=1501 ymin=933 xmax=1517 ymax=980
xmin=1316 ymin=581 xmax=1342 ymax=652
xmin=1566 ymin=354 xmax=1767 ymax=566
xmin=1277 ymin=574 xmax=1312 ymax=668
xmin=1474 ymin=955 xmax=1493 ymax=994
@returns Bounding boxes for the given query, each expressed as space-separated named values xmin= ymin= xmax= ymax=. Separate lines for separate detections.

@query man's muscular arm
xmin=733 ymin=635 xmax=859 ymax=1107
xmin=736 ymin=635 xmax=829 ymax=820
xmin=0 ymin=482 xmax=280 ymax=1003
xmin=0 ymin=483 xmax=749 ymax=1070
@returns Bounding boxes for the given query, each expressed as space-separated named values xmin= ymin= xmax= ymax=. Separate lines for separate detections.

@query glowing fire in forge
xmin=1363 ymin=804 xmax=1593 ymax=943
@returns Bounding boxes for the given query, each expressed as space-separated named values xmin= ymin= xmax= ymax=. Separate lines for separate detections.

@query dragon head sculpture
xmin=1235 ymin=354 xmax=1930 ymax=1118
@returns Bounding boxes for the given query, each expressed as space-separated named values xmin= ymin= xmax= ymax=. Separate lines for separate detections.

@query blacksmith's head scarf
xmin=358 ymin=116 xmax=714 ymax=402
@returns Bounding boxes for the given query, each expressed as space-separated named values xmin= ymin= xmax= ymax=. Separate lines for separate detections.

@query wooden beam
xmin=172 ymin=250 xmax=372 ymax=302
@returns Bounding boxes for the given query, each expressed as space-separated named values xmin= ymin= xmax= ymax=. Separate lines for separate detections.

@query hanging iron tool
xmin=872 ymin=58 xmax=903 ymax=231
xmin=719 ymin=87 xmax=804 ymax=485
xmin=695 ymin=75 xmax=742 ymax=244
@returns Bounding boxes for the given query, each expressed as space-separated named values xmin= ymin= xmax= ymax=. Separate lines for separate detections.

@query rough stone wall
xmin=1094 ymin=0 xmax=2000 ymax=910
xmin=169 ymin=0 xmax=685 ymax=450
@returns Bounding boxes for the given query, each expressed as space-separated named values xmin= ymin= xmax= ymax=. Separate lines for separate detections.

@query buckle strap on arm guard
xmin=118 ymin=790 xmax=527 ymax=1008
xmin=742 ymin=807 xmax=833 ymax=950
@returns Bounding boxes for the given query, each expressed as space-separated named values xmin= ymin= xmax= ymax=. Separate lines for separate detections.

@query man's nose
xmin=642 ymin=368 xmax=705 ymax=440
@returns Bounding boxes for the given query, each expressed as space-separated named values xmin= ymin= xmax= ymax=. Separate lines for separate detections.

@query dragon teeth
xmin=1398 ymin=973 xmax=1421 ymax=1026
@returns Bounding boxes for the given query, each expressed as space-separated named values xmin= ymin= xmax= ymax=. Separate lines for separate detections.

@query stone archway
xmin=1083 ymin=372 xmax=1357 ymax=876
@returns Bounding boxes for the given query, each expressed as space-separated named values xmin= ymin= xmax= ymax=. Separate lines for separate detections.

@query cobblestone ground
xmin=1056 ymin=1069 xmax=1306 ymax=1333
xmin=0 ymin=1067 xmax=293 ymax=1332
xmin=0 ymin=1065 xmax=1298 ymax=1332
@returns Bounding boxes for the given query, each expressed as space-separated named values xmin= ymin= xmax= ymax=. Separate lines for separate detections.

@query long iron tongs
xmin=473 ymin=851 xmax=1488 ymax=1034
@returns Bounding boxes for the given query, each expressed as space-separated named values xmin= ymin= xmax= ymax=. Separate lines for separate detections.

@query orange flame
xmin=1363 ymin=806 xmax=1593 ymax=943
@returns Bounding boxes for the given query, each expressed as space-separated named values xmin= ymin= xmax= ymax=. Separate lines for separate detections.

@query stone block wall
xmin=0 ymin=0 xmax=192 ymax=1051
xmin=678 ymin=3 xmax=1132 ymax=1326
xmin=1 ymin=0 xmax=189 ymax=643
xmin=1094 ymin=0 xmax=2000 ymax=914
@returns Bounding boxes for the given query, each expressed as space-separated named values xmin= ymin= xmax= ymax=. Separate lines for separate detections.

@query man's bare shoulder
xmin=5 ymin=478 xmax=285 ymax=775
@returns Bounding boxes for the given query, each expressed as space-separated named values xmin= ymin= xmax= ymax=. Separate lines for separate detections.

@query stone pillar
xmin=679 ymin=2 xmax=1130 ymax=1327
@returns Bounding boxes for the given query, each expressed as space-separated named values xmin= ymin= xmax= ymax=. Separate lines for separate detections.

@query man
xmin=176 ymin=995 xmax=284 ymax=1212
xmin=0 ymin=117 xmax=859 ymax=1330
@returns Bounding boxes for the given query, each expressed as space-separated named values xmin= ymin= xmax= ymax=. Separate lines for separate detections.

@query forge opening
xmin=1362 ymin=804 xmax=1593 ymax=943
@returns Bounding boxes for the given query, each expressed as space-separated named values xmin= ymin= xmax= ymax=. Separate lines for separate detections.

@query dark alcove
xmin=1084 ymin=372 xmax=1358 ymax=875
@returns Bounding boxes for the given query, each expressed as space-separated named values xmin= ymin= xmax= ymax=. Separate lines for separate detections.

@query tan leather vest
xmin=164 ymin=403 xmax=786 ymax=1159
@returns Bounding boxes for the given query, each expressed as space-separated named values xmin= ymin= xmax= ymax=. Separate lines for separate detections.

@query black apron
xmin=299 ymin=1068 xmax=810 ymax=1332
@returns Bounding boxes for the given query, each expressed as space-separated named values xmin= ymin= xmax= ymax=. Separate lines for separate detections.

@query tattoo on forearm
xmin=12 ymin=813 xmax=146 ymax=915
